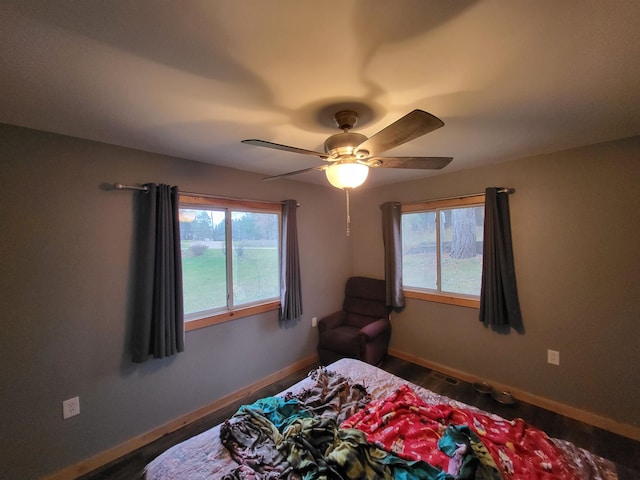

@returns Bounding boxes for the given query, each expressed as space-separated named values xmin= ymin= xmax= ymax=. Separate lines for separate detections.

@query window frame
xmin=179 ymin=195 xmax=281 ymax=331
xmin=401 ymin=195 xmax=485 ymax=309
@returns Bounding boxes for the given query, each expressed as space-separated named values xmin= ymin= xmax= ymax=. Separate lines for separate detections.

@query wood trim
xmin=401 ymin=194 xmax=485 ymax=212
xmin=185 ymin=301 xmax=280 ymax=331
xmin=180 ymin=194 xmax=281 ymax=212
xmin=404 ymin=290 xmax=480 ymax=308
xmin=389 ymin=348 xmax=640 ymax=442
xmin=43 ymin=355 xmax=319 ymax=480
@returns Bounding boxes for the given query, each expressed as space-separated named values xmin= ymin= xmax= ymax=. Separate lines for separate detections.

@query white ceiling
xmin=2 ymin=1 xmax=639 ymax=188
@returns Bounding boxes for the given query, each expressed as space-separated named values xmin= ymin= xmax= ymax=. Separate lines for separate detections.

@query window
xmin=179 ymin=195 xmax=281 ymax=329
xmin=401 ymin=195 xmax=484 ymax=308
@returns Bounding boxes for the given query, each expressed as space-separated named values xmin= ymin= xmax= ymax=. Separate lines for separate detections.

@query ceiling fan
xmin=242 ymin=109 xmax=453 ymax=190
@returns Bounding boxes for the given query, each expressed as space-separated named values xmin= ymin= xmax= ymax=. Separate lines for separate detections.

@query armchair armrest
xmin=318 ymin=311 xmax=347 ymax=333
xmin=359 ymin=317 xmax=391 ymax=340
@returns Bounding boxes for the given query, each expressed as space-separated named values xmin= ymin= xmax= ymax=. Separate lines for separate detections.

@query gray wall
xmin=0 ymin=124 xmax=353 ymax=479
xmin=351 ymin=136 xmax=640 ymax=428
xmin=1 ymin=123 xmax=638 ymax=479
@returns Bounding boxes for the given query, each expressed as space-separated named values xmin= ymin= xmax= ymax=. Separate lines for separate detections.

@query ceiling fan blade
xmin=242 ymin=139 xmax=329 ymax=159
xmin=367 ymin=156 xmax=453 ymax=170
xmin=262 ymin=165 xmax=326 ymax=181
xmin=356 ymin=110 xmax=444 ymax=156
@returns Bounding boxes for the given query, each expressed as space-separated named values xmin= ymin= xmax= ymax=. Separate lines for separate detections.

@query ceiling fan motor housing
xmin=324 ymin=132 xmax=368 ymax=158
xmin=332 ymin=110 xmax=359 ymax=130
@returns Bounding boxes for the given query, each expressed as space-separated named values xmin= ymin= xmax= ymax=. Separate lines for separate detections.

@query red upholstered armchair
xmin=317 ymin=276 xmax=392 ymax=366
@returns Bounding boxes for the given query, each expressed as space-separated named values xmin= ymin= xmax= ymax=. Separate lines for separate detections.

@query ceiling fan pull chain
xmin=345 ymin=188 xmax=351 ymax=236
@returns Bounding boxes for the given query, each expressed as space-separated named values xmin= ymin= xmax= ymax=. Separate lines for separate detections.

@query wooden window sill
xmin=185 ymin=301 xmax=280 ymax=331
xmin=404 ymin=290 xmax=479 ymax=309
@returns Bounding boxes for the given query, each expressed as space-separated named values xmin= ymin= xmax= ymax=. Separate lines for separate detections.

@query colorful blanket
xmin=145 ymin=359 xmax=618 ymax=480
xmin=342 ymin=384 xmax=582 ymax=479
xmin=220 ymin=369 xmax=452 ymax=480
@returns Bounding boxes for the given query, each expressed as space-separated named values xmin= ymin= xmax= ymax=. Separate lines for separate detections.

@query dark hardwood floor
xmin=81 ymin=356 xmax=640 ymax=480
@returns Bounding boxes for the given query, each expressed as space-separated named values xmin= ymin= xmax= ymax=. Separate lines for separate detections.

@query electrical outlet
xmin=63 ymin=396 xmax=80 ymax=419
xmin=311 ymin=317 xmax=318 ymax=328
xmin=547 ymin=349 xmax=560 ymax=366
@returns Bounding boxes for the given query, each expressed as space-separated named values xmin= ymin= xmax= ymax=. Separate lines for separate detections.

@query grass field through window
xmin=403 ymin=251 xmax=482 ymax=295
xmin=181 ymin=243 xmax=279 ymax=316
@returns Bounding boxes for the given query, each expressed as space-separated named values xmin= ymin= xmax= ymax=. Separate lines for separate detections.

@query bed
xmin=143 ymin=358 xmax=617 ymax=479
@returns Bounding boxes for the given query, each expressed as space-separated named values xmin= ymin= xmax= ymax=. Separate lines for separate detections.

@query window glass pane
xmin=179 ymin=208 xmax=227 ymax=316
xmin=231 ymin=211 xmax=280 ymax=305
xmin=402 ymin=211 xmax=437 ymax=290
xmin=440 ymin=206 xmax=484 ymax=295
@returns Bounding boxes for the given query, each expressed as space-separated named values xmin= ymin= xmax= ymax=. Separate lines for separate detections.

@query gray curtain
xmin=280 ymin=199 xmax=303 ymax=321
xmin=479 ymin=187 xmax=523 ymax=330
xmin=381 ymin=202 xmax=405 ymax=312
xmin=132 ymin=184 xmax=184 ymax=362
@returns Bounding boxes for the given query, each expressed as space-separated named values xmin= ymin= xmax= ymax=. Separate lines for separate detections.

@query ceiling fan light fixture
xmin=325 ymin=163 xmax=369 ymax=189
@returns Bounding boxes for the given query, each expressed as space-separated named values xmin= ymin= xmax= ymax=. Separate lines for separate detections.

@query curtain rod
xmin=396 ymin=187 xmax=515 ymax=206
xmin=112 ymin=183 xmax=299 ymax=206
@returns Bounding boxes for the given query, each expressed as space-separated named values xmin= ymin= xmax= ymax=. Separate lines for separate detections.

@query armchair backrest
xmin=342 ymin=276 xmax=390 ymax=329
